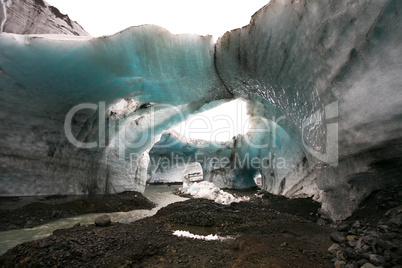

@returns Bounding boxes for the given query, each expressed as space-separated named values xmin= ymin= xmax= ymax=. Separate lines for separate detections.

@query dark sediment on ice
xmin=0 ymin=191 xmax=155 ymax=231
xmin=0 ymin=191 xmax=334 ymax=267
xmin=0 ymin=187 xmax=401 ymax=267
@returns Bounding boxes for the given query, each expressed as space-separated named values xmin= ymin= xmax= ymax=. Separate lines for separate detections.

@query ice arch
xmin=0 ymin=26 xmax=230 ymax=196
xmin=215 ymin=0 xmax=402 ymax=220
xmin=0 ymin=0 xmax=401 ymax=221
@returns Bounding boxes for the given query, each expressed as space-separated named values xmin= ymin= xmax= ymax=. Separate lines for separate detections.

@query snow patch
xmin=108 ymin=98 xmax=140 ymax=120
xmin=179 ymin=181 xmax=249 ymax=205
xmin=172 ymin=230 xmax=234 ymax=241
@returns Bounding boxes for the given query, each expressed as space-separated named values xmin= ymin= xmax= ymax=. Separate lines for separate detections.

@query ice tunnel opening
xmin=147 ymin=161 xmax=203 ymax=185
xmin=172 ymin=99 xmax=251 ymax=142
xmin=144 ymin=98 xmax=252 ymax=187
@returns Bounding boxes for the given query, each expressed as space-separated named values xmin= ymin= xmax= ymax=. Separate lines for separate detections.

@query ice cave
xmin=0 ymin=0 xmax=401 ymax=265
xmin=0 ymin=0 xmax=401 ymax=221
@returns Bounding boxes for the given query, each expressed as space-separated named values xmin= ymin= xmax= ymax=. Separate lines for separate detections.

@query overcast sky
xmin=45 ymin=0 xmax=270 ymax=40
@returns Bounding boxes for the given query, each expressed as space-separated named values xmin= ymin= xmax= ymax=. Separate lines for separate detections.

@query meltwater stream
xmin=0 ymin=185 xmax=187 ymax=255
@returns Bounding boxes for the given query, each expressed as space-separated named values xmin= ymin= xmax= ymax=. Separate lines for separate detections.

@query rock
xmin=368 ymin=254 xmax=385 ymax=266
xmin=345 ymin=247 xmax=358 ymax=260
xmin=352 ymin=221 xmax=361 ymax=228
xmin=376 ymin=224 xmax=388 ymax=230
xmin=362 ymin=235 xmax=376 ymax=246
xmin=361 ymin=245 xmax=371 ymax=252
xmin=73 ymin=223 xmax=81 ymax=227
xmin=337 ymin=224 xmax=350 ymax=232
xmin=383 ymin=250 xmax=391 ymax=262
xmin=317 ymin=218 xmax=326 ymax=226
xmin=356 ymin=259 xmax=368 ymax=266
xmin=334 ymin=260 xmax=346 ymax=268
xmin=348 ymin=240 xmax=356 ymax=248
xmin=336 ymin=251 xmax=347 ymax=261
xmin=388 ymin=214 xmax=402 ymax=227
xmin=380 ymin=232 xmax=399 ymax=241
xmin=331 ymin=232 xmax=346 ymax=243
xmin=355 ymin=237 xmax=364 ymax=249
xmin=328 ymin=243 xmax=342 ymax=254
xmin=346 ymin=235 xmax=357 ymax=241
xmin=360 ymin=263 xmax=378 ymax=268
xmin=94 ymin=215 xmax=111 ymax=227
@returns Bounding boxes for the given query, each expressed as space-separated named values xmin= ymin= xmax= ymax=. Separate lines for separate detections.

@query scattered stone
xmin=383 ymin=250 xmax=391 ymax=262
xmin=362 ymin=235 xmax=375 ymax=245
xmin=73 ymin=222 xmax=80 ymax=227
xmin=336 ymin=251 xmax=347 ymax=262
xmin=369 ymin=254 xmax=385 ymax=266
xmin=360 ymin=263 xmax=378 ymax=268
xmin=317 ymin=218 xmax=326 ymax=226
xmin=94 ymin=215 xmax=111 ymax=227
xmin=345 ymin=247 xmax=357 ymax=260
xmin=388 ymin=214 xmax=402 ymax=227
xmin=334 ymin=260 xmax=346 ymax=268
xmin=355 ymin=237 xmax=364 ymax=250
xmin=324 ymin=186 xmax=402 ymax=268
xmin=377 ymin=224 xmax=388 ymax=230
xmin=328 ymin=243 xmax=341 ymax=254
xmin=352 ymin=221 xmax=361 ymax=228
xmin=347 ymin=240 xmax=356 ymax=248
xmin=346 ymin=235 xmax=356 ymax=241
xmin=356 ymin=259 xmax=368 ymax=266
xmin=331 ymin=232 xmax=346 ymax=243
xmin=337 ymin=224 xmax=349 ymax=232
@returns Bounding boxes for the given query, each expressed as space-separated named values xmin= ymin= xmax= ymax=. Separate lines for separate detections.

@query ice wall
xmin=0 ymin=26 xmax=229 ymax=196
xmin=216 ymin=0 xmax=402 ymax=220
xmin=0 ymin=0 xmax=89 ymax=36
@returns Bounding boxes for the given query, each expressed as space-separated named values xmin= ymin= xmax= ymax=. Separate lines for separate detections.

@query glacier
xmin=0 ymin=0 xmax=401 ymax=221
xmin=0 ymin=26 xmax=230 ymax=196
xmin=215 ymin=0 xmax=402 ymax=220
xmin=0 ymin=0 xmax=88 ymax=36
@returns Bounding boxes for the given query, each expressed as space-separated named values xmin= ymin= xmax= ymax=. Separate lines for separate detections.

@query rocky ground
xmin=325 ymin=187 xmax=402 ymax=268
xmin=0 ymin=191 xmax=155 ymax=231
xmin=0 ymin=187 xmax=401 ymax=267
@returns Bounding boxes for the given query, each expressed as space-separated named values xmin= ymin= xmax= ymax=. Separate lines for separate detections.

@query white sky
xmin=45 ymin=0 xmax=270 ymax=40
xmin=173 ymin=99 xmax=250 ymax=141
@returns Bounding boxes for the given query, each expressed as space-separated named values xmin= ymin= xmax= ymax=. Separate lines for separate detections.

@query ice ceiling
xmin=0 ymin=0 xmax=401 ymax=221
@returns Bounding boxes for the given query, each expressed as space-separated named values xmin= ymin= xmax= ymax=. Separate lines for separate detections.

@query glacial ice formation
xmin=0 ymin=0 xmax=88 ymax=36
xmin=0 ymin=26 xmax=229 ymax=196
xmin=215 ymin=0 xmax=402 ymax=220
xmin=178 ymin=181 xmax=250 ymax=205
xmin=0 ymin=0 xmax=401 ymax=221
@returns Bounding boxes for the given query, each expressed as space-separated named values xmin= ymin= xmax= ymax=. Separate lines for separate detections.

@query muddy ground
xmin=0 ymin=187 xmax=401 ymax=267
xmin=0 ymin=191 xmax=155 ymax=231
